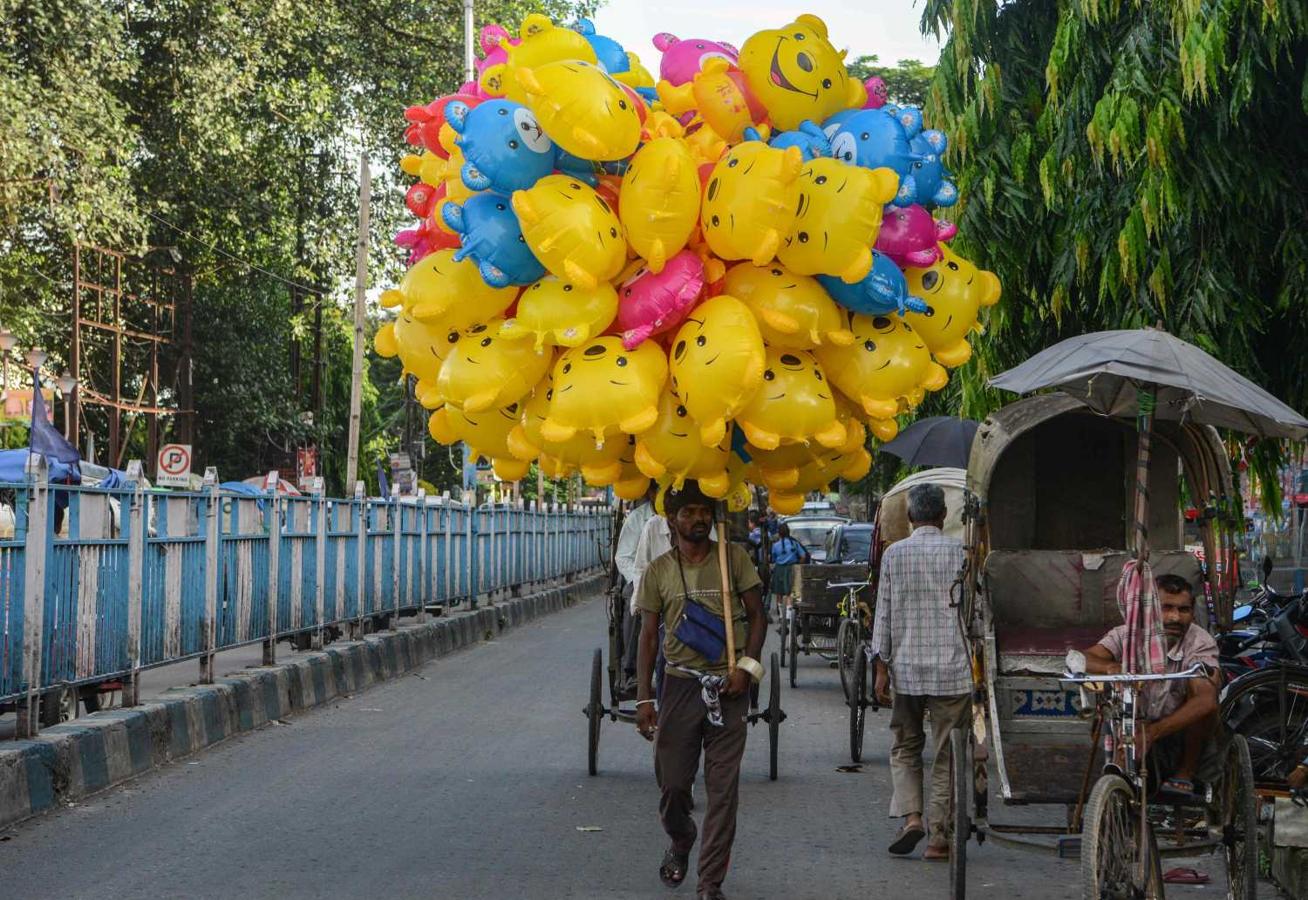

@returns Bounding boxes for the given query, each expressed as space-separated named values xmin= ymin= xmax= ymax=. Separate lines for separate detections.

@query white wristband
xmin=736 ymin=656 xmax=764 ymax=684
xmin=635 ymin=699 xmax=656 ymax=707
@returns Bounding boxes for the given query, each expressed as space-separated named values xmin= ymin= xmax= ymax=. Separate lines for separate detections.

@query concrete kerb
xmin=0 ymin=573 xmax=604 ymax=830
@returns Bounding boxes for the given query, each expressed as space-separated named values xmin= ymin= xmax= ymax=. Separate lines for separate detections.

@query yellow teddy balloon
xmin=779 ymin=158 xmax=900 ymax=283
xmin=737 ymin=14 xmax=865 ymax=131
xmin=760 ymin=445 xmax=872 ymax=515
xmin=832 ymin=392 xmax=869 ymax=455
xmin=437 ymin=321 xmax=553 ymax=413
xmin=374 ymin=308 xmax=462 ymax=410
xmin=540 ymin=337 xmax=667 ymax=447
xmin=620 ymin=137 xmax=701 ymax=274
xmin=904 ymin=245 xmax=1003 ymax=368
xmin=633 ymin=391 xmax=733 ymax=498
xmin=722 ymin=262 xmax=853 ymax=349
xmin=700 ymin=141 xmax=803 ymax=266
xmin=747 ymin=441 xmax=823 ymax=492
xmin=815 ymin=312 xmax=949 ymax=441
xmin=735 ymin=348 xmax=846 ymax=451
xmin=516 ymin=59 xmax=642 ymax=161
xmin=379 ymin=249 xmax=518 ymax=329
xmin=586 ymin=434 xmax=652 ymax=501
xmin=613 ymin=52 xmax=656 ymax=93
xmin=498 ymin=276 xmax=618 ymax=353
xmin=478 ymin=14 xmax=597 ymax=104
xmin=668 ymin=294 xmax=765 ymax=448
xmin=427 ymin=402 xmax=532 ymax=482
xmin=512 ymin=175 xmax=627 ymax=290
xmin=508 ymin=378 xmax=626 ymax=483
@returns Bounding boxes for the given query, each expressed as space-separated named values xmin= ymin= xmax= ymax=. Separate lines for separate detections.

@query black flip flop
xmin=888 ymin=824 xmax=926 ymax=855
xmin=660 ymin=845 xmax=690 ymax=889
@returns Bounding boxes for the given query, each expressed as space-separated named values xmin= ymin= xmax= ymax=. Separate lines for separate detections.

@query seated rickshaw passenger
xmin=1078 ymin=574 xmax=1221 ymax=798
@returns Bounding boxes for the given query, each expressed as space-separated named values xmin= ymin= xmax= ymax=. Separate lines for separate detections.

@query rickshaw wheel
xmin=849 ymin=647 xmax=867 ymax=763
xmin=587 ymin=648 xmax=602 ymax=776
xmin=788 ymin=620 xmax=799 ymax=689
xmin=949 ymin=726 xmax=970 ymax=900
xmin=1221 ymin=734 xmax=1257 ymax=900
xmin=768 ymin=651 xmax=781 ymax=781
xmin=1081 ymin=774 xmax=1164 ymax=899
xmin=837 ymin=618 xmax=858 ymax=703
xmin=778 ymin=615 xmax=788 ymax=669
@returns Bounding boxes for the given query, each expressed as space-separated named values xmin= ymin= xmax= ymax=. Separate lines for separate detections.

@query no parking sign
xmin=156 ymin=443 xmax=193 ymax=487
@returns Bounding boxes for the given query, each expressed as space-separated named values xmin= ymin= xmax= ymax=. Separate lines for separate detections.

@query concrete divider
xmin=0 ymin=575 xmax=604 ymax=830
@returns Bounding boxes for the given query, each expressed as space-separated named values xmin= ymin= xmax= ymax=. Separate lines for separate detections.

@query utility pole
xmin=345 ymin=155 xmax=372 ymax=491
xmin=464 ymin=0 xmax=475 ymax=84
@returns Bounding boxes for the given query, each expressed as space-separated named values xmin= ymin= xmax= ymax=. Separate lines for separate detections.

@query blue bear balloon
xmin=746 ymin=121 xmax=831 ymax=162
xmin=891 ymin=106 xmax=958 ymax=208
xmin=826 ymin=109 xmax=922 ymax=203
xmin=819 ymin=251 xmax=929 ymax=317
xmin=442 ymin=193 xmax=546 ymax=288
xmin=446 ymin=100 xmax=556 ymax=194
xmin=573 ymin=18 xmax=630 ymax=76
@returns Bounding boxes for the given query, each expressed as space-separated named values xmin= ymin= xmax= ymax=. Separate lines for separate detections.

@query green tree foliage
xmin=915 ymin=0 xmax=1308 ymax=503
xmin=847 ymin=55 xmax=935 ymax=106
xmin=0 ymin=0 xmax=590 ymax=492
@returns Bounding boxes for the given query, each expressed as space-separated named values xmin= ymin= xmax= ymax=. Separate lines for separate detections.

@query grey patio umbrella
xmin=990 ymin=327 xmax=1308 ymax=674
xmin=879 ymin=416 xmax=979 ymax=469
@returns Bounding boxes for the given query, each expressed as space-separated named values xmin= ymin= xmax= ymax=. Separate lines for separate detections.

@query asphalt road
xmin=0 ymin=596 xmax=1232 ymax=899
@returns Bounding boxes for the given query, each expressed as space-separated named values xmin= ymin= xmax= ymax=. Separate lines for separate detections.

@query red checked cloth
xmin=1117 ymin=558 xmax=1167 ymax=675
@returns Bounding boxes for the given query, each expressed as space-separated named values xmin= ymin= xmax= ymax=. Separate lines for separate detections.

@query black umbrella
xmin=878 ymin=416 xmax=979 ymax=469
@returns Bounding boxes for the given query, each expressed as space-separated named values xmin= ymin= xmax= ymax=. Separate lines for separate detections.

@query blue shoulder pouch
xmin=674 ymin=599 xmax=727 ymax=663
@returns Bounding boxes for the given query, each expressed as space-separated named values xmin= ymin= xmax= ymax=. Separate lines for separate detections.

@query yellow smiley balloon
xmin=512 ymin=175 xmax=627 ymax=290
xmin=668 ymin=294 xmax=765 ymax=448
xmin=758 ymin=445 xmax=872 ymax=514
xmin=779 ymin=158 xmax=900 ymax=283
xmin=379 ymin=249 xmax=518 ymax=330
xmin=427 ymin=402 xmax=532 ymax=482
xmin=722 ymin=261 xmax=853 ymax=349
xmin=814 ymin=312 xmax=949 ymax=441
xmin=587 ymin=434 xmax=652 ymax=501
xmin=541 ymin=337 xmax=668 ymax=446
xmin=633 ymin=391 xmax=734 ymax=498
xmin=904 ymin=245 xmax=1003 ymax=368
xmin=737 ymin=14 xmax=865 ymax=131
xmin=517 ymin=59 xmax=642 ymax=161
xmin=700 ymin=141 xmax=803 ymax=266
xmin=374 ymin=308 xmax=462 ymax=410
xmin=735 ymin=348 xmax=846 ymax=451
xmin=620 ymin=137 xmax=701 ymax=274
xmin=478 ymin=14 xmax=597 ymax=104
xmin=508 ymin=377 xmax=627 ymax=483
xmin=498 ymin=276 xmax=618 ymax=353
xmin=436 ymin=321 xmax=553 ymax=413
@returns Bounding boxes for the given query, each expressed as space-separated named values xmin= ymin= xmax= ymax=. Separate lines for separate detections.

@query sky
xmin=590 ymin=0 xmax=941 ymax=69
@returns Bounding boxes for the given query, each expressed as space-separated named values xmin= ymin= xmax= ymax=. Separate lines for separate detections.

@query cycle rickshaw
xmin=943 ymin=394 xmax=1257 ymax=899
xmin=583 ymin=508 xmax=784 ymax=780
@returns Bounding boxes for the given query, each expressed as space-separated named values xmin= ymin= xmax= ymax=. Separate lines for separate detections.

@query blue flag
xmin=29 ymin=371 xmax=80 ymax=466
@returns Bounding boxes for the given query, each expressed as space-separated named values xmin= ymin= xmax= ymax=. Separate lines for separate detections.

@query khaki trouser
xmin=655 ymin=674 xmax=749 ymax=894
xmin=889 ymin=692 xmax=972 ymax=842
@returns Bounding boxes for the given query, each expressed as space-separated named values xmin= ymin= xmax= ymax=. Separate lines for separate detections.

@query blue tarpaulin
xmin=0 ymin=449 xmax=80 ymax=484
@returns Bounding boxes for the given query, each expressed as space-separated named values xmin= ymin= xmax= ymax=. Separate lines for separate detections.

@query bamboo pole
xmin=345 ymin=155 xmax=372 ymax=491
xmin=717 ymin=511 xmax=736 ymax=671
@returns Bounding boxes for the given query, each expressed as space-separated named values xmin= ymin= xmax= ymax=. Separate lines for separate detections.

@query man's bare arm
xmin=1148 ymin=670 xmax=1218 ymax=743
xmin=1081 ymin=644 xmax=1122 ymax=675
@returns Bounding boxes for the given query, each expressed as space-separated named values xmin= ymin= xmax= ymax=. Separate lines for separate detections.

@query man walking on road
xmin=871 ymin=482 xmax=971 ymax=860
xmin=634 ymin=480 xmax=766 ymax=900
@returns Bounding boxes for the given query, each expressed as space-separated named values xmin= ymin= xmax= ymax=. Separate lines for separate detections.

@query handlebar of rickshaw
xmin=826 ymin=581 xmax=873 ymax=590
xmin=1059 ymin=662 xmax=1209 ymax=686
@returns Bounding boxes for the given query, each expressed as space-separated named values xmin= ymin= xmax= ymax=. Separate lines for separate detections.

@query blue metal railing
xmin=1 ymin=466 xmax=611 ymax=729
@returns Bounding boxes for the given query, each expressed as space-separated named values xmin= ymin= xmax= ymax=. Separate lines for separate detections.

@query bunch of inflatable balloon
xmin=375 ymin=13 xmax=1002 ymax=514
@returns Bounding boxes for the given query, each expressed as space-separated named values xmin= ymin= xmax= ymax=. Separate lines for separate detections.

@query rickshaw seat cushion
xmin=996 ymin=624 xmax=1108 ymax=657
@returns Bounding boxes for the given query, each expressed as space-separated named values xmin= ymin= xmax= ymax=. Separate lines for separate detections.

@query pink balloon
xmin=652 ymin=32 xmax=740 ymax=86
xmin=874 ymin=204 xmax=958 ymax=269
xmin=616 ymin=251 xmax=706 ymax=350
xmin=862 ymin=76 xmax=889 ymax=109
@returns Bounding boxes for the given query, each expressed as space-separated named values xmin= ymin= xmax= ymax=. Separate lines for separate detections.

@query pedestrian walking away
xmin=634 ymin=480 xmax=766 ymax=900
xmin=870 ymin=482 xmax=972 ymax=861
xmin=769 ymin=523 xmax=809 ymax=620
xmin=615 ymin=486 xmax=658 ymax=692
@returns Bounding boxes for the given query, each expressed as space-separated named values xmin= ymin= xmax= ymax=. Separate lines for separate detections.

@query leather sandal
xmin=660 ymin=845 xmax=690 ymax=889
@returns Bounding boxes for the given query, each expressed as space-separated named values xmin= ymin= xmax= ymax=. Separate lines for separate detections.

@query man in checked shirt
xmin=871 ymin=482 xmax=971 ymax=860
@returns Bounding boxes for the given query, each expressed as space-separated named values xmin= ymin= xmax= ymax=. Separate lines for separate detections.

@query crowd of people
xmin=609 ymin=480 xmax=1222 ymax=899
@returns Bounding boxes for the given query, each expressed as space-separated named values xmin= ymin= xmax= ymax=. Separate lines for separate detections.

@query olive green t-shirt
xmin=635 ymin=541 xmax=763 ymax=678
